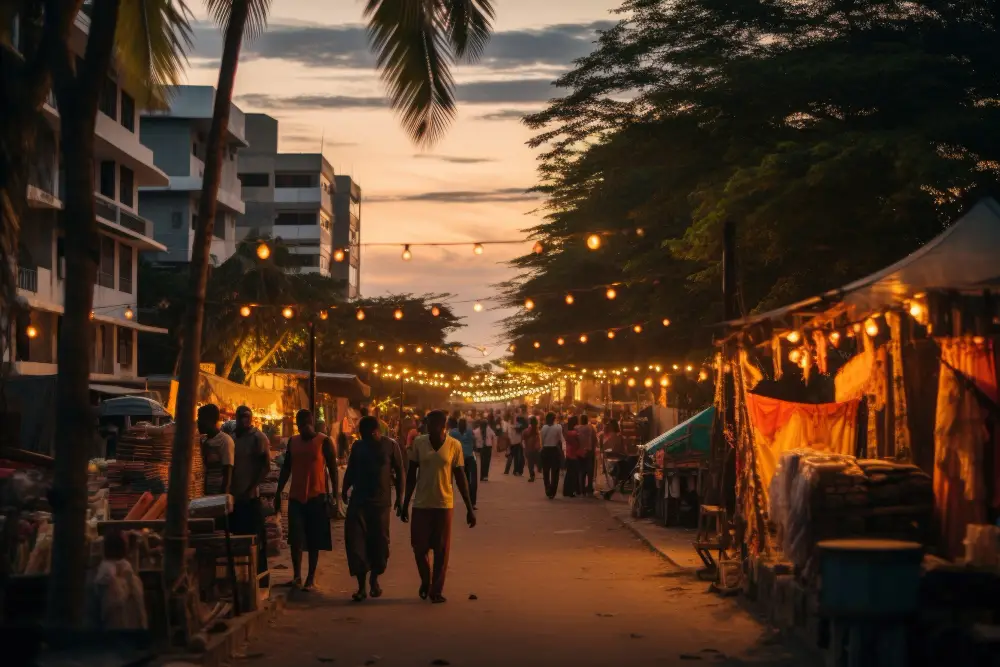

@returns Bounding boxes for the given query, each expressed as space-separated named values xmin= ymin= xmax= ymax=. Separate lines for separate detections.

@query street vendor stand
xmin=710 ymin=197 xmax=1000 ymax=665
xmin=642 ymin=406 xmax=713 ymax=528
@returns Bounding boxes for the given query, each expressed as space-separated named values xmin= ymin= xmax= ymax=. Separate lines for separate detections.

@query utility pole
xmin=719 ymin=220 xmax=738 ymax=514
xmin=308 ymin=320 xmax=317 ymax=417
xmin=398 ymin=373 xmax=405 ymax=442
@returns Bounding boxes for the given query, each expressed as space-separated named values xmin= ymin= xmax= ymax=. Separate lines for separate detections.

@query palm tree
xmin=164 ymin=0 xmax=496 ymax=589
xmin=43 ymin=0 xmax=190 ymax=628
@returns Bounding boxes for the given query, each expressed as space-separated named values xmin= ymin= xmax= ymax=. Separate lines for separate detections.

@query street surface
xmin=249 ymin=473 xmax=811 ymax=667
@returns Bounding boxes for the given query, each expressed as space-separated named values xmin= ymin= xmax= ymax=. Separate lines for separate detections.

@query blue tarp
xmin=642 ymin=406 xmax=714 ymax=459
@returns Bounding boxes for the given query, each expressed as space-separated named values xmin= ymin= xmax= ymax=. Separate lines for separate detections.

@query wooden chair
xmin=693 ymin=504 xmax=727 ymax=580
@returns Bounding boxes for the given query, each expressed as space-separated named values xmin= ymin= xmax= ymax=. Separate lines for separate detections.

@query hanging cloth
xmin=885 ymin=313 xmax=912 ymax=458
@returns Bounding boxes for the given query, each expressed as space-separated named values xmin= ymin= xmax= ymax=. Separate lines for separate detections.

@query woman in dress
xmin=562 ymin=415 xmax=583 ymax=498
xmin=522 ymin=415 xmax=541 ymax=482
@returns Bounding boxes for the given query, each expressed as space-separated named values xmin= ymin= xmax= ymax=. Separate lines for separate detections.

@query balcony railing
xmin=97 ymin=271 xmax=115 ymax=289
xmin=18 ymin=267 xmax=38 ymax=293
xmin=94 ymin=192 xmax=155 ymax=239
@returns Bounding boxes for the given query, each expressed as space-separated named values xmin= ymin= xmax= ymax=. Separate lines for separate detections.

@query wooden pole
xmin=308 ymin=321 xmax=316 ymax=416
xmin=721 ymin=220 xmax=738 ymax=514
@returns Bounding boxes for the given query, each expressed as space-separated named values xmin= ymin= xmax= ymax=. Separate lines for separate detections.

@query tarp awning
xmin=265 ymin=369 xmax=371 ymax=401
xmin=99 ymin=396 xmax=170 ymax=418
xmin=90 ymin=383 xmax=140 ymax=396
xmin=722 ymin=197 xmax=1000 ymax=329
xmin=642 ymin=406 xmax=714 ymax=459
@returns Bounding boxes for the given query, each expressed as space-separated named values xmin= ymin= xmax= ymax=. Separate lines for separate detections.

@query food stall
xmin=643 ymin=406 xmax=713 ymax=527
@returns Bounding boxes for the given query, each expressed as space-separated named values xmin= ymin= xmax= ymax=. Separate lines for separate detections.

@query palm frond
xmin=444 ymin=0 xmax=493 ymax=60
xmin=205 ymin=0 xmax=273 ymax=43
xmin=115 ymin=0 xmax=193 ymax=109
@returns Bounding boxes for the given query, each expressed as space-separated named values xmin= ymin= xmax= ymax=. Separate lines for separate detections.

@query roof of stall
xmin=721 ymin=197 xmax=1000 ymax=334
xmin=642 ymin=406 xmax=714 ymax=459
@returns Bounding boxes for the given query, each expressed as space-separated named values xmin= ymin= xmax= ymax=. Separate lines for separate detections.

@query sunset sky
xmin=184 ymin=0 xmax=619 ymax=361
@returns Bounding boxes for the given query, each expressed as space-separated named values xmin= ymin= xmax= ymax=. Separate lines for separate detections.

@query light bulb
xmin=557 ymin=337 xmax=565 ymax=346
xmin=633 ymin=324 xmax=643 ymax=334
xmin=654 ymin=365 xmax=662 ymax=373
xmin=333 ymin=249 xmax=346 ymax=262
xmin=256 ymin=242 xmax=271 ymax=260
xmin=864 ymin=317 xmax=879 ymax=337
xmin=473 ymin=302 xmax=484 ymax=312
xmin=909 ymin=301 xmax=924 ymax=319
xmin=607 ymin=330 xmax=616 ymax=339
xmin=672 ymin=364 xmax=679 ymax=370
xmin=397 ymin=346 xmax=405 ymax=354
xmin=685 ymin=364 xmax=693 ymax=372
xmin=415 ymin=346 xmax=423 ymax=353
xmin=698 ymin=370 xmax=709 ymax=382
xmin=401 ymin=245 xmax=412 ymax=261
xmin=660 ymin=377 xmax=669 ymax=387
xmin=586 ymin=234 xmax=601 ymax=250
xmin=789 ymin=349 xmax=802 ymax=363
xmin=473 ymin=243 xmax=484 ymax=255
xmin=565 ymin=293 xmax=575 ymax=305
xmin=605 ymin=288 xmax=617 ymax=300
xmin=533 ymin=341 xmax=541 ymax=349
xmin=356 ymin=308 xmax=365 ymax=321
xmin=524 ymin=299 xmax=535 ymax=311
xmin=627 ymin=378 xmax=637 ymax=388
xmin=633 ymin=366 xmax=640 ymax=372
xmin=786 ymin=330 xmax=801 ymax=344
xmin=533 ymin=241 xmax=544 ymax=254
xmin=25 ymin=324 xmax=38 ymax=339
xmin=430 ymin=305 xmax=441 ymax=317
xmin=393 ymin=308 xmax=405 ymax=320
xmin=643 ymin=377 xmax=653 ymax=388
xmin=662 ymin=318 xmax=671 ymax=327
xmin=378 ymin=344 xmax=385 ymax=351
xmin=636 ymin=227 xmax=645 ymax=237
xmin=579 ymin=334 xmax=589 ymax=343
xmin=282 ymin=307 xmax=294 ymax=319
xmin=829 ymin=331 xmax=841 ymax=346
xmin=124 ymin=307 xmax=134 ymax=320
xmin=90 ymin=311 xmax=95 ymax=320
xmin=319 ymin=309 xmax=328 ymax=320
xmin=240 ymin=305 xmax=252 ymax=317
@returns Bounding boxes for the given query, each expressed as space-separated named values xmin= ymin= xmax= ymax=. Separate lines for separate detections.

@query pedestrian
xmin=474 ymin=416 xmax=496 ymax=482
xmin=197 ymin=403 xmax=234 ymax=497
xmin=341 ymin=416 xmax=403 ymax=602
xmin=485 ymin=413 xmax=502 ymax=478
xmin=449 ymin=418 xmax=478 ymax=510
xmin=523 ymin=415 xmax=540 ymax=482
xmin=503 ymin=411 xmax=525 ymax=476
xmin=229 ymin=405 xmax=271 ymax=588
xmin=539 ymin=412 xmax=565 ymax=499
xmin=563 ymin=416 xmax=583 ymax=497
xmin=276 ymin=409 xmax=338 ymax=591
xmin=398 ymin=410 xmax=476 ymax=603
xmin=576 ymin=414 xmax=597 ymax=496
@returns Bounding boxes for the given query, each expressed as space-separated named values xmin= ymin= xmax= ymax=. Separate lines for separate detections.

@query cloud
xmin=474 ymin=108 xmax=535 ymax=122
xmin=366 ymin=187 xmax=538 ymax=204
xmin=191 ymin=20 xmax=613 ymax=71
xmin=412 ymin=154 xmax=496 ymax=165
xmin=237 ymin=93 xmax=388 ymax=110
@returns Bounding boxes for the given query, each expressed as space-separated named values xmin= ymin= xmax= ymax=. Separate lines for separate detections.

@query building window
xmin=191 ymin=214 xmax=199 ymax=230
xmin=275 ymin=212 xmax=317 ymax=226
xmin=120 ymin=91 xmax=135 ymax=132
xmin=118 ymin=243 xmax=132 ymax=294
xmin=320 ymin=214 xmax=331 ymax=231
xmin=349 ymin=196 xmax=361 ymax=219
xmin=274 ymin=173 xmax=316 ymax=188
xmin=117 ymin=327 xmax=133 ymax=366
xmin=14 ymin=313 xmax=30 ymax=362
xmin=98 ymin=236 xmax=115 ymax=288
xmin=239 ymin=173 xmax=269 ymax=187
xmin=282 ymin=253 xmax=320 ymax=268
xmin=56 ymin=237 xmax=65 ymax=279
xmin=119 ymin=165 xmax=134 ymax=207
xmin=213 ymin=214 xmax=226 ymax=240
xmin=99 ymin=161 xmax=115 ymax=199
xmin=99 ymin=76 xmax=117 ymax=120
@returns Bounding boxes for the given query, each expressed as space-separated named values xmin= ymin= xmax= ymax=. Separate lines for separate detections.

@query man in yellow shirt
xmin=398 ymin=410 xmax=476 ymax=603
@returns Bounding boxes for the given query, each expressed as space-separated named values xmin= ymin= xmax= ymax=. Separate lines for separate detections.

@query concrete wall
xmin=139 ymin=190 xmax=194 ymax=262
xmin=139 ymin=118 xmax=192 ymax=177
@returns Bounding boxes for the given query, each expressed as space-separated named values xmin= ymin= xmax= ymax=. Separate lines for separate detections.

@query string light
xmin=908 ymin=301 xmax=924 ymax=319
xmin=334 ymin=249 xmax=346 ymax=262
xmin=240 ymin=305 xmax=252 ymax=317
xmin=26 ymin=324 xmax=38 ymax=339
xmin=607 ymin=330 xmax=616 ymax=339
xmin=685 ymin=364 xmax=693 ymax=372
xmin=789 ymin=349 xmax=802 ymax=363
xmin=415 ymin=346 xmax=423 ymax=353
xmin=256 ymin=242 xmax=270 ymax=260
xmin=473 ymin=302 xmax=484 ymax=312
xmin=524 ymin=298 xmax=535 ymax=311
xmin=633 ymin=324 xmax=643 ymax=334
xmin=401 ymin=245 xmax=412 ymax=261
xmin=557 ymin=337 xmax=565 ymax=346
xmin=358 ymin=341 xmax=366 ymax=348
xmin=605 ymin=288 xmax=617 ymax=300
xmin=319 ymin=310 xmax=328 ymax=321
xmin=660 ymin=377 xmax=669 ymax=387
xmin=829 ymin=331 xmax=841 ymax=346
xmin=662 ymin=318 xmax=671 ymax=327
xmin=579 ymin=334 xmax=589 ymax=343
xmin=643 ymin=377 xmax=654 ymax=388
xmin=431 ymin=305 xmax=441 ymax=317
xmin=864 ymin=317 xmax=879 ymax=337
xmin=124 ymin=307 xmax=134 ymax=320
xmin=473 ymin=243 xmax=484 ymax=255
xmin=356 ymin=308 xmax=365 ymax=321
xmin=533 ymin=241 xmax=544 ymax=254
xmin=397 ymin=346 xmax=405 ymax=354
xmin=378 ymin=344 xmax=385 ymax=351
xmin=636 ymin=227 xmax=645 ymax=237
xmin=786 ymin=331 xmax=801 ymax=344
xmin=586 ymin=234 xmax=601 ymax=250
xmin=533 ymin=341 xmax=541 ymax=349
xmin=627 ymin=377 xmax=637 ymax=387
xmin=564 ymin=293 xmax=575 ymax=305
xmin=282 ymin=307 xmax=294 ymax=319
xmin=394 ymin=308 xmax=404 ymax=320
xmin=698 ymin=370 xmax=709 ymax=381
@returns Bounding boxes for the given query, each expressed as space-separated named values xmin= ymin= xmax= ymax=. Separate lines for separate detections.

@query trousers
xmin=541 ymin=447 xmax=561 ymax=498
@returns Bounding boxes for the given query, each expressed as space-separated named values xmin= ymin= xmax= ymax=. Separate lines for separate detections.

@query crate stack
xmin=107 ymin=424 xmax=204 ymax=519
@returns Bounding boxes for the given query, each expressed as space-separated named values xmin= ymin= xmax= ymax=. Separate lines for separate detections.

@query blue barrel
xmin=817 ymin=539 xmax=924 ymax=617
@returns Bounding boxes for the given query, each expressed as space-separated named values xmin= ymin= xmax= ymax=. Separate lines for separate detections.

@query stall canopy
xmin=269 ymin=370 xmax=371 ymax=402
xmin=723 ymin=196 xmax=1000 ymax=329
xmin=99 ymin=396 xmax=170 ymax=419
xmin=642 ymin=406 xmax=714 ymax=459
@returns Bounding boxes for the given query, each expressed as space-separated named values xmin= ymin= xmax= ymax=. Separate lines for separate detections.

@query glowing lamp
xmin=557 ymin=337 xmax=565 ymax=346
xmin=26 ymin=324 xmax=38 ymax=339
xmin=392 ymin=309 xmax=404 ymax=320
xmin=401 ymin=245 xmax=412 ymax=261
xmin=698 ymin=370 xmax=709 ymax=382
xmin=643 ymin=377 xmax=654 ymax=388
xmin=789 ymin=349 xmax=802 ymax=364
xmin=565 ymin=293 xmax=575 ymax=305
xmin=909 ymin=301 xmax=924 ymax=319
xmin=660 ymin=377 xmax=669 ymax=387
xmin=786 ymin=330 xmax=801 ymax=344
xmin=829 ymin=331 xmax=841 ymax=346
xmin=633 ymin=324 xmax=643 ymax=334
xmin=256 ymin=242 xmax=271 ymax=260
xmin=579 ymin=334 xmax=589 ymax=343
xmin=356 ymin=308 xmax=365 ymax=321
xmin=240 ymin=305 xmax=252 ymax=318
xmin=605 ymin=288 xmax=617 ymax=300
xmin=358 ymin=341 xmax=366 ymax=348
xmin=473 ymin=302 xmax=484 ymax=312
xmin=533 ymin=341 xmax=541 ymax=349
xmin=586 ymin=234 xmax=601 ymax=250
xmin=319 ymin=310 xmax=328 ymax=320
xmin=416 ymin=346 xmax=423 ymax=353
xmin=524 ymin=299 xmax=535 ymax=311
xmin=662 ymin=318 xmax=671 ymax=327
xmin=124 ymin=307 xmax=134 ymax=320
xmin=685 ymin=364 xmax=693 ymax=372
xmin=397 ymin=346 xmax=405 ymax=354
xmin=431 ymin=306 xmax=441 ymax=317
xmin=607 ymin=330 xmax=616 ymax=339
xmin=334 ymin=249 xmax=346 ymax=262
xmin=864 ymin=317 xmax=879 ymax=337
xmin=282 ymin=307 xmax=294 ymax=319
xmin=627 ymin=378 xmax=637 ymax=388
xmin=473 ymin=243 xmax=484 ymax=255
xmin=532 ymin=241 xmax=544 ymax=254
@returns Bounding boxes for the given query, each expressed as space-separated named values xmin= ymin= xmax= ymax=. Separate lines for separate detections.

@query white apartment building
xmin=139 ymin=86 xmax=248 ymax=265
xmin=8 ymin=10 xmax=168 ymax=388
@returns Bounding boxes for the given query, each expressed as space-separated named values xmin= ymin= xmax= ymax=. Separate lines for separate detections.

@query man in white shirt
xmin=503 ymin=410 xmax=526 ymax=476
xmin=539 ymin=412 xmax=565 ymax=499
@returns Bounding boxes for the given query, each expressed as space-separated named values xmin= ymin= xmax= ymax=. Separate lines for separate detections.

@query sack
xmin=497 ymin=435 xmax=510 ymax=453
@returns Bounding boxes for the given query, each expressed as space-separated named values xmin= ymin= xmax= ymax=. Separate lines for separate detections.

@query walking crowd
xmin=198 ymin=402 xmax=640 ymax=606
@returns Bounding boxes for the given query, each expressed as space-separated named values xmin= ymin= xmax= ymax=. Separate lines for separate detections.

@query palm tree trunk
xmin=163 ymin=0 xmax=250 ymax=591
xmin=47 ymin=0 xmax=120 ymax=628
xmin=221 ymin=329 xmax=249 ymax=380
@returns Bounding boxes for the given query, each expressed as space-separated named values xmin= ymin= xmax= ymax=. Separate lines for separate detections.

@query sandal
xmin=351 ymin=590 xmax=367 ymax=602
xmin=370 ymin=585 xmax=383 ymax=599
xmin=301 ymin=579 xmax=316 ymax=592
xmin=418 ymin=583 xmax=429 ymax=600
xmin=430 ymin=594 xmax=447 ymax=604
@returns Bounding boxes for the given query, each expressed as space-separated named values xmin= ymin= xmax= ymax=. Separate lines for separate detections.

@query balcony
xmin=274 ymin=186 xmax=324 ymax=204
xmin=18 ymin=267 xmax=38 ymax=293
xmin=94 ymin=193 xmax=168 ymax=252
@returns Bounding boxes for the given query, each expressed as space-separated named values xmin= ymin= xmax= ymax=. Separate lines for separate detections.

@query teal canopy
xmin=641 ymin=406 xmax=715 ymax=460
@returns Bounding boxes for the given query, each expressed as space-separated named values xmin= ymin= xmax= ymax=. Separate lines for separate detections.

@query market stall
xmin=644 ymin=406 xmax=713 ymax=527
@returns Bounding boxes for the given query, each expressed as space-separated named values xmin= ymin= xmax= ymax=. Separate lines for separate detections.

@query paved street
xmin=249 ymin=473 xmax=810 ymax=667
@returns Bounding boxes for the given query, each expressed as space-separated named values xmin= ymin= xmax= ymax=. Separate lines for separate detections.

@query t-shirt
xmin=231 ymin=427 xmax=270 ymax=499
xmin=200 ymin=431 xmax=234 ymax=496
xmin=540 ymin=424 xmax=564 ymax=448
xmin=408 ymin=434 xmax=465 ymax=509
xmin=344 ymin=436 xmax=403 ymax=507
xmin=506 ymin=420 xmax=523 ymax=445
xmin=449 ymin=428 xmax=477 ymax=460
xmin=576 ymin=424 xmax=596 ymax=453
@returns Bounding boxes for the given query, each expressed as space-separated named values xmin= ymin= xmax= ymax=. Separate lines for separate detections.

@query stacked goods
xmin=260 ymin=459 xmax=284 ymax=556
xmin=769 ymin=450 xmax=933 ymax=570
xmin=107 ymin=424 xmax=204 ymax=518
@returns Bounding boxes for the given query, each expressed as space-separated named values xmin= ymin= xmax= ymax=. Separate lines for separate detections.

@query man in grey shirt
xmin=230 ymin=405 xmax=272 ymax=586
xmin=576 ymin=414 xmax=598 ymax=496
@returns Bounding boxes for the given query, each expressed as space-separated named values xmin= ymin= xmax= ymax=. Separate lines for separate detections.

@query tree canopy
xmin=502 ymin=0 xmax=1000 ymax=371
